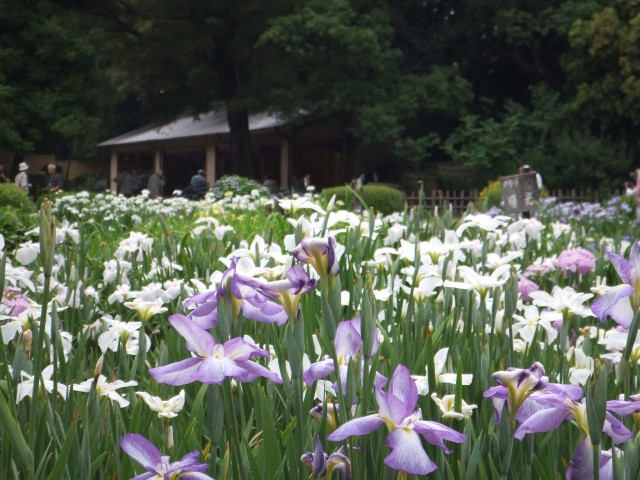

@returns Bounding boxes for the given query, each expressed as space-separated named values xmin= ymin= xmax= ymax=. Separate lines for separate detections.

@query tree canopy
xmin=2 ymin=0 xmax=639 ymax=190
xmin=0 ymin=0 xmax=116 ymax=158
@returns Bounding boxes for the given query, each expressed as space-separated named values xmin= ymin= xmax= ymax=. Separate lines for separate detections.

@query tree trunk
xmin=341 ymin=131 xmax=357 ymax=182
xmin=226 ymin=105 xmax=253 ymax=178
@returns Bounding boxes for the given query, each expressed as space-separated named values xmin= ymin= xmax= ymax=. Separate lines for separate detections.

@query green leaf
xmin=46 ymin=419 xmax=78 ymax=480
xmin=0 ymin=391 xmax=34 ymax=479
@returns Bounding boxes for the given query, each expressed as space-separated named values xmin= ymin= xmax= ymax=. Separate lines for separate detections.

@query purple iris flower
xmin=120 ymin=433 xmax=213 ymax=479
xmin=149 ymin=314 xmax=282 ymax=385
xmin=518 ymin=277 xmax=539 ymax=301
xmin=184 ymin=257 xmax=287 ymax=329
xmin=513 ymin=396 xmax=640 ymax=479
xmin=304 ymin=317 xmax=386 ymax=391
xmin=1 ymin=287 xmax=30 ymax=316
xmin=292 ymin=236 xmax=340 ymax=279
xmin=268 ymin=264 xmax=317 ymax=318
xmin=556 ymin=247 xmax=596 ymax=276
xmin=566 ymin=440 xmax=616 ymax=480
xmin=327 ymin=364 xmax=466 ymax=476
xmin=301 ymin=437 xmax=351 ymax=479
xmin=591 ymin=242 xmax=640 ymax=328
xmin=483 ymin=362 xmax=550 ymax=422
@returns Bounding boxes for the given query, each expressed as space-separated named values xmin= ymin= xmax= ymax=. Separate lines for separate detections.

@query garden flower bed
xmin=1 ymin=189 xmax=639 ymax=479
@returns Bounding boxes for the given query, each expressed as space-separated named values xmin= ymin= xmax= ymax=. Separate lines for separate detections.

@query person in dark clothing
xmin=182 ymin=169 xmax=209 ymax=200
xmin=113 ymin=169 xmax=135 ymax=197
xmin=43 ymin=164 xmax=64 ymax=193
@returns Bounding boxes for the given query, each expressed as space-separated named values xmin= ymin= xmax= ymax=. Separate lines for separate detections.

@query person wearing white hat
xmin=15 ymin=162 xmax=29 ymax=193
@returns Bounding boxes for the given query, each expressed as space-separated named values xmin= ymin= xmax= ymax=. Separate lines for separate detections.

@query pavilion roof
xmin=99 ymin=111 xmax=288 ymax=147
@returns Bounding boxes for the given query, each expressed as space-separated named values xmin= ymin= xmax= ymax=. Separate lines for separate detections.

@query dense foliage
xmin=2 ymin=1 xmax=639 ymax=187
xmin=321 ymin=184 xmax=405 ymax=214
xmin=0 ymin=183 xmax=36 ymax=248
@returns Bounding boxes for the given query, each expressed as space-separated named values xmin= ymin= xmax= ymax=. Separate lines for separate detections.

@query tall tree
xmin=82 ymin=0 xmax=292 ymax=178
xmin=565 ymin=0 xmax=640 ymax=138
xmin=0 ymin=0 xmax=114 ymax=159
xmin=260 ymin=0 xmax=472 ymax=178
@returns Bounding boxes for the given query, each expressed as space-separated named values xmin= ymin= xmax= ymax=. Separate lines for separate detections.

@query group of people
xmin=112 ymin=168 xmax=208 ymax=199
xmin=0 ymin=162 xmax=64 ymax=195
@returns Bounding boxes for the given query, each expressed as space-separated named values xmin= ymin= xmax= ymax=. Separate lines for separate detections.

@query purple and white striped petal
xmin=187 ymin=301 xmax=218 ymax=329
xmin=384 ymin=428 xmax=436 ymax=475
xmin=169 ymin=314 xmax=216 ymax=356
xmin=334 ymin=320 xmax=362 ymax=359
xmin=413 ymin=420 xmax=466 ymax=453
xmin=120 ymin=433 xmax=162 ymax=471
xmin=236 ymin=360 xmax=283 ymax=384
xmin=379 ymin=365 xmax=418 ymax=424
xmin=223 ymin=337 xmax=268 ymax=361
xmin=603 ymin=412 xmax=633 ymax=445
xmin=166 ymin=451 xmax=207 ymax=474
xmin=288 ymin=264 xmax=317 ymax=295
xmin=606 ymin=398 xmax=640 ymax=416
xmin=327 ymin=415 xmax=385 ymax=441
xmin=304 ymin=359 xmax=335 ymax=386
xmin=566 ymin=438 xmax=593 ymax=480
xmin=179 ymin=474 xmax=217 ymax=480
xmin=628 ymin=242 xmax=640 ymax=282
xmin=514 ymin=406 xmax=572 ymax=440
xmin=242 ymin=296 xmax=288 ymax=325
xmin=149 ymin=357 xmax=203 ymax=386
xmin=591 ymin=284 xmax=634 ymax=327
xmin=606 ymin=249 xmax=632 ymax=284
xmin=196 ymin=356 xmax=247 ymax=384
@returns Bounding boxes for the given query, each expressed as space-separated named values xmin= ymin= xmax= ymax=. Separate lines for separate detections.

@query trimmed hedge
xmin=321 ymin=184 xmax=405 ymax=215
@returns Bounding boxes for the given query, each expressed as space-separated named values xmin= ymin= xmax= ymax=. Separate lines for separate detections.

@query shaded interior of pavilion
xmin=99 ymin=111 xmax=388 ymax=196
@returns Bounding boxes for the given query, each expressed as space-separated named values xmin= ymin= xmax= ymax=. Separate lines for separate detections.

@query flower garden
xmin=2 ymin=185 xmax=640 ymax=479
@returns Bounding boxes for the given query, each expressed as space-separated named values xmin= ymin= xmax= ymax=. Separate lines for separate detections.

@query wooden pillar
xmin=279 ymin=138 xmax=289 ymax=189
xmin=109 ymin=150 xmax=118 ymax=193
xmin=154 ymin=149 xmax=163 ymax=173
xmin=205 ymin=140 xmax=216 ymax=185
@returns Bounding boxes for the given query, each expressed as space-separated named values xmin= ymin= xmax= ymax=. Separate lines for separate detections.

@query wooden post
xmin=109 ymin=150 xmax=118 ymax=193
xmin=205 ymin=140 xmax=216 ymax=185
xmin=154 ymin=149 xmax=163 ymax=173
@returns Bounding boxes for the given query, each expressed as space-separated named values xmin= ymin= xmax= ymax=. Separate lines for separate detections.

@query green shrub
xmin=0 ymin=183 xmax=36 ymax=248
xmin=321 ymin=184 xmax=405 ymax=215
xmin=209 ymin=175 xmax=271 ymax=200
xmin=0 ymin=182 xmax=35 ymax=210
xmin=476 ymin=178 xmax=503 ymax=211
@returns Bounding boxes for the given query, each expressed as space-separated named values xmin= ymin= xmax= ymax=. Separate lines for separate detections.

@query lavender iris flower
xmin=566 ymin=440 xmax=616 ymax=480
xmin=484 ymin=362 xmax=585 ymax=426
xmin=304 ymin=317 xmax=386 ymax=391
xmin=292 ymin=236 xmax=340 ymax=280
xmin=149 ymin=314 xmax=282 ymax=385
xmin=556 ymin=247 xmax=596 ymax=276
xmin=591 ymin=242 xmax=640 ymax=328
xmin=301 ymin=437 xmax=351 ymax=479
xmin=268 ymin=264 xmax=317 ymax=318
xmin=120 ymin=433 xmax=213 ymax=479
xmin=327 ymin=364 xmax=466 ymax=476
xmin=514 ymin=396 xmax=640 ymax=479
xmin=483 ymin=362 xmax=549 ymax=421
xmin=184 ymin=258 xmax=287 ymax=329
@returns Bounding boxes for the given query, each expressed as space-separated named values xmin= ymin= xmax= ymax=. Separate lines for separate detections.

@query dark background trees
xmin=1 ymin=0 xmax=638 ymax=190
